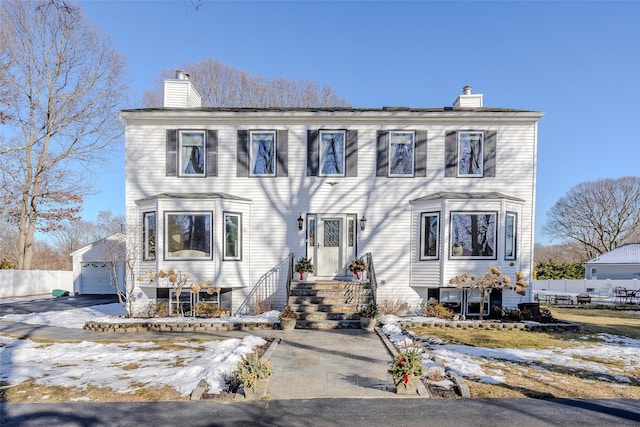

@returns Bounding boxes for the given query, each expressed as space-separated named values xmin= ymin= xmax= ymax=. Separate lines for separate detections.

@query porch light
xmin=359 ymin=215 xmax=367 ymax=231
xmin=297 ymin=214 xmax=304 ymax=231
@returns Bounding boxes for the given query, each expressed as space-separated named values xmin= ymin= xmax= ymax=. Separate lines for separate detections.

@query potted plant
xmin=278 ymin=305 xmax=299 ymax=331
xmin=294 ymin=256 xmax=314 ymax=281
xmin=390 ymin=350 xmax=424 ymax=395
xmin=237 ymin=352 xmax=272 ymax=399
xmin=359 ymin=302 xmax=378 ymax=330
xmin=348 ymin=257 xmax=367 ymax=281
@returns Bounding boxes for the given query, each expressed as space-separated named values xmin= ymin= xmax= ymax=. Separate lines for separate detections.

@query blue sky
xmin=78 ymin=0 xmax=640 ymax=245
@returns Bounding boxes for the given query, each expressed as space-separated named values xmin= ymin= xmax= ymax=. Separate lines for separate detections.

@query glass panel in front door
xmin=324 ymin=220 xmax=340 ymax=247
xmin=317 ymin=218 xmax=342 ymax=277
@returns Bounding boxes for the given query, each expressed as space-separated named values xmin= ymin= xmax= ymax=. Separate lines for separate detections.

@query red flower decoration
xmin=403 ymin=373 xmax=409 ymax=384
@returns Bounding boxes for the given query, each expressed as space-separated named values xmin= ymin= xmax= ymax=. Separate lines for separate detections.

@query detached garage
xmin=70 ymin=233 xmax=125 ymax=295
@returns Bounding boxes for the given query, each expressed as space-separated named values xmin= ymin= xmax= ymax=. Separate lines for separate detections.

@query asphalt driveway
xmin=0 ymin=294 xmax=118 ymax=316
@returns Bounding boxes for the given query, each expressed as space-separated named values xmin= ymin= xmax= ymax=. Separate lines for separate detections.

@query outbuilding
xmin=70 ymin=233 xmax=125 ymax=295
xmin=584 ymin=243 xmax=640 ymax=280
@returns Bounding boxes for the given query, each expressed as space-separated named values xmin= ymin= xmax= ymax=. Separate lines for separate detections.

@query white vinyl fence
xmin=532 ymin=279 xmax=640 ymax=297
xmin=0 ymin=270 xmax=73 ymax=298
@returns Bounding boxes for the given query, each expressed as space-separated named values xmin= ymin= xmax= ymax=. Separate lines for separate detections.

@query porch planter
xmin=295 ymin=272 xmax=309 ymax=282
xmin=395 ymin=376 xmax=421 ymax=395
xmin=280 ymin=318 xmax=297 ymax=331
xmin=358 ymin=270 xmax=367 ymax=282
xmin=243 ymin=379 xmax=269 ymax=399
xmin=359 ymin=317 xmax=376 ymax=331
xmin=352 ymin=270 xmax=366 ymax=282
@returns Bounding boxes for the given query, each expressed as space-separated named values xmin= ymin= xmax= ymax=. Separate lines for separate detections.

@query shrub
xmin=237 ymin=352 xmax=272 ymax=388
xmin=251 ymin=299 xmax=274 ymax=315
xmin=421 ymin=298 xmax=453 ymax=320
xmin=194 ymin=302 xmax=229 ymax=318
xmin=378 ymin=297 xmax=409 ymax=316
xmin=153 ymin=301 xmax=170 ymax=318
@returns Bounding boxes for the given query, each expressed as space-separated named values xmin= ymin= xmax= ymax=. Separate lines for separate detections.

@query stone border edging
xmin=84 ymin=320 xmax=280 ymax=333
xmin=398 ymin=320 xmax=580 ymax=332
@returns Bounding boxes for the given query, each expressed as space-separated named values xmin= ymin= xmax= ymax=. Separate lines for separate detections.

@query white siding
xmin=123 ymin=108 xmax=541 ymax=313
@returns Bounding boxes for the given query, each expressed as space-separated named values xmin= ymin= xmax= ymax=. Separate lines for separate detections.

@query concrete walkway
xmin=265 ymin=329 xmax=405 ymax=399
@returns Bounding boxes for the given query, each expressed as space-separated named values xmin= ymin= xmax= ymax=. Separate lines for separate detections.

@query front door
xmin=317 ymin=217 xmax=343 ymax=277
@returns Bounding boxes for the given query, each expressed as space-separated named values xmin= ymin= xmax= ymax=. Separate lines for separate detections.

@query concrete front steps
xmin=288 ymin=280 xmax=373 ymax=329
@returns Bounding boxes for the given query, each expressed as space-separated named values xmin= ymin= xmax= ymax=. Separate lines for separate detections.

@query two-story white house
xmin=120 ymin=74 xmax=543 ymax=318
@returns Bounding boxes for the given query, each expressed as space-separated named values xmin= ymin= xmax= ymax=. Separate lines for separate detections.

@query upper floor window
xmin=165 ymin=212 xmax=212 ymax=260
xmin=166 ymin=129 xmax=218 ymax=177
xmin=376 ymin=130 xmax=427 ymax=178
xmin=457 ymin=131 xmax=483 ymax=177
xmin=389 ymin=131 xmax=415 ymax=176
xmin=445 ymin=130 xmax=496 ymax=178
xmin=420 ymin=212 xmax=439 ymax=260
xmin=307 ymin=129 xmax=358 ymax=177
xmin=250 ymin=131 xmax=276 ymax=176
xmin=237 ymin=130 xmax=288 ymax=177
xmin=450 ymin=212 xmax=496 ymax=259
xmin=319 ymin=130 xmax=345 ymax=176
xmin=179 ymin=131 xmax=205 ymax=176
xmin=143 ymin=212 xmax=156 ymax=261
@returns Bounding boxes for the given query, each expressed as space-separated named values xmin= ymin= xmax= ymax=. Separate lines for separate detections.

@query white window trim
xmin=457 ymin=131 xmax=484 ymax=177
xmin=249 ymin=130 xmax=277 ymax=177
xmin=388 ymin=131 xmax=415 ymax=177
xmin=223 ymin=212 xmax=242 ymax=261
xmin=419 ymin=212 xmax=440 ymax=260
xmin=450 ymin=211 xmax=497 ymax=260
xmin=143 ymin=211 xmax=156 ymax=261
xmin=319 ymin=130 xmax=346 ymax=177
xmin=178 ymin=130 xmax=206 ymax=177
xmin=505 ymin=212 xmax=517 ymax=260
xmin=164 ymin=211 xmax=212 ymax=260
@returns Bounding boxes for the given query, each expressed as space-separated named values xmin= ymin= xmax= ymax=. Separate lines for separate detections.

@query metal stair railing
xmin=365 ymin=252 xmax=377 ymax=305
xmin=234 ymin=253 xmax=293 ymax=316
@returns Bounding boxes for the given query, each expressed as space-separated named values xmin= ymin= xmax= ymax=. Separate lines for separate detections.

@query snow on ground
xmin=1 ymin=300 xmax=638 ymax=397
xmin=1 ymin=303 xmax=280 ymax=329
xmin=0 ymin=301 xmax=275 ymax=396
xmin=377 ymin=315 xmax=640 ymax=387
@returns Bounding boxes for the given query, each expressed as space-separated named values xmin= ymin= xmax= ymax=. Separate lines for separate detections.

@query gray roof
xmin=585 ymin=243 xmax=640 ymax=265
xmin=136 ymin=192 xmax=252 ymax=203
xmin=121 ymin=106 xmax=540 ymax=114
xmin=410 ymin=192 xmax=524 ymax=204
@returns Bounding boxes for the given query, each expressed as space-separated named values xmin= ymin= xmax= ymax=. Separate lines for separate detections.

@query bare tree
xmin=142 ymin=59 xmax=351 ymax=108
xmin=0 ymin=0 xmax=128 ymax=269
xmin=534 ymin=242 xmax=586 ymax=264
xmin=50 ymin=210 xmax=125 ymax=255
xmin=543 ymin=176 xmax=640 ymax=260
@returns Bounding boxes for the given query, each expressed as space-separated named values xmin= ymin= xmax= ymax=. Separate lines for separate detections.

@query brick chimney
xmin=453 ymin=85 xmax=483 ymax=108
xmin=163 ymin=70 xmax=202 ymax=108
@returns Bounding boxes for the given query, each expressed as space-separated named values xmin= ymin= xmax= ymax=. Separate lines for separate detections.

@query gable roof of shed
xmin=585 ymin=243 xmax=640 ymax=265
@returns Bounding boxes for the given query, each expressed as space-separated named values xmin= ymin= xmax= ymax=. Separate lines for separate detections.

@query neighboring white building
xmin=70 ymin=233 xmax=125 ymax=295
xmin=120 ymin=76 xmax=543 ymax=317
xmin=584 ymin=243 xmax=640 ymax=280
